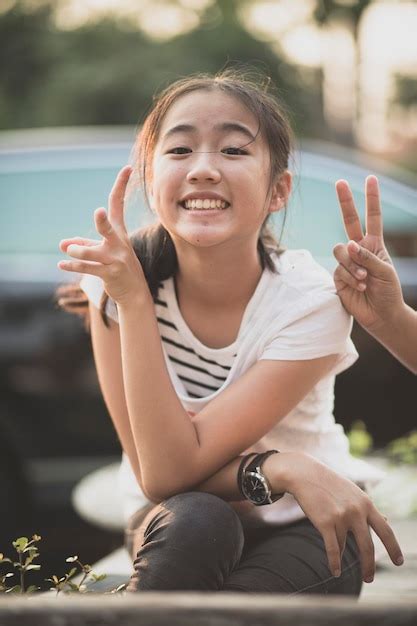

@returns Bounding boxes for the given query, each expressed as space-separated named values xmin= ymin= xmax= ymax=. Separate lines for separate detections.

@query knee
xmin=158 ymin=491 xmax=244 ymax=549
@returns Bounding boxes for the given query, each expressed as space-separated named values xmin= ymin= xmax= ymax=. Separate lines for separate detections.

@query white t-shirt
xmin=79 ymin=249 xmax=386 ymax=526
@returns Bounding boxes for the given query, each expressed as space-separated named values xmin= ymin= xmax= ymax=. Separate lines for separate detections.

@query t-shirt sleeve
xmin=259 ymin=290 xmax=358 ymax=377
xmin=79 ymin=274 xmax=119 ymax=323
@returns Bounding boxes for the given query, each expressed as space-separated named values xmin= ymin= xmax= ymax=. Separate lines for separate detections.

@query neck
xmin=173 ymin=243 xmax=265 ymax=311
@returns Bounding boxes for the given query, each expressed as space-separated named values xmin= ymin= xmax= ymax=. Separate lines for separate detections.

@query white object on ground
xmin=71 ymin=462 xmax=125 ymax=531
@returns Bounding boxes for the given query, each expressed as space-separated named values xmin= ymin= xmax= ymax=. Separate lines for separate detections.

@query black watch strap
xmin=237 ymin=453 xmax=258 ymax=498
xmin=245 ymin=450 xmax=279 ymax=474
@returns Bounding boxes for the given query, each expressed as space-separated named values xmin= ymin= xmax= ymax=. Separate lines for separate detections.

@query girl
xmin=57 ymin=70 xmax=403 ymax=596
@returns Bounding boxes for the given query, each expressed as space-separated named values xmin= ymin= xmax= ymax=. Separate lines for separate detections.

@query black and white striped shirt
xmin=153 ymin=281 xmax=237 ymax=399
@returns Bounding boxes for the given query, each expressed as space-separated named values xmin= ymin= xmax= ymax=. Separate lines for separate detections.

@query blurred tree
xmin=0 ymin=0 xmax=325 ymax=136
xmin=313 ymin=0 xmax=372 ymax=38
xmin=312 ymin=0 xmax=372 ymax=143
xmin=0 ymin=0 xmax=56 ymax=128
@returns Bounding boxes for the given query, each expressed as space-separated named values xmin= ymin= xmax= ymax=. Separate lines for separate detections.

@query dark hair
xmin=55 ymin=68 xmax=294 ymax=330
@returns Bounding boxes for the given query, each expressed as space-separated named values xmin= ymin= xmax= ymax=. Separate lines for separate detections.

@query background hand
xmin=333 ymin=176 xmax=403 ymax=333
xmin=58 ymin=166 xmax=146 ymax=305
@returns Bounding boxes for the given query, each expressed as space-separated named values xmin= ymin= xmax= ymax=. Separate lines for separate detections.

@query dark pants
xmin=125 ymin=492 xmax=363 ymax=596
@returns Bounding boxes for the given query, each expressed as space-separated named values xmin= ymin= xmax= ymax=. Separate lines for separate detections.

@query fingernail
xmin=356 ymin=269 xmax=366 ymax=278
xmin=364 ymin=576 xmax=374 ymax=583
xmin=396 ymin=556 xmax=404 ymax=566
xmin=334 ymin=569 xmax=341 ymax=578
xmin=349 ymin=240 xmax=360 ymax=252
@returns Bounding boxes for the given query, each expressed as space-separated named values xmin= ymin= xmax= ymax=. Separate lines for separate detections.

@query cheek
xmin=153 ymin=161 xmax=186 ymax=193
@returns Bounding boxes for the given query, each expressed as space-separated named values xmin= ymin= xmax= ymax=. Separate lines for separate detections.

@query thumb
xmin=347 ymin=241 xmax=390 ymax=276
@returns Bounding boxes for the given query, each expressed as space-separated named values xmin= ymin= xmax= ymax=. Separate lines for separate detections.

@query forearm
xmin=117 ymin=294 xmax=200 ymax=496
xmin=370 ymin=303 xmax=417 ymax=374
xmin=191 ymin=451 xmax=293 ymax=501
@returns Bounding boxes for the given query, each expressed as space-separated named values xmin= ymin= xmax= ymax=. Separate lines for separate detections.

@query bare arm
xmin=88 ymin=301 xmax=150 ymax=498
xmin=370 ymin=301 xmax=417 ymax=374
xmin=333 ymin=176 xmax=417 ymax=374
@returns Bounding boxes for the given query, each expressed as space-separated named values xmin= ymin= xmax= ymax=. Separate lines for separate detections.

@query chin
xmin=172 ymin=227 xmax=232 ymax=248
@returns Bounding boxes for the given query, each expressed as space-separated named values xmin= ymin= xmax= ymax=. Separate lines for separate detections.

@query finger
xmin=94 ymin=208 xmax=119 ymax=242
xmin=351 ymin=521 xmax=375 ymax=583
xmin=335 ymin=179 xmax=364 ymax=242
xmin=66 ymin=243 xmax=109 ymax=264
xmin=334 ymin=264 xmax=367 ymax=293
xmin=59 ymin=237 xmax=101 ymax=253
xmin=368 ymin=507 xmax=404 ymax=568
xmin=333 ymin=243 xmax=367 ymax=280
xmin=347 ymin=241 xmax=391 ymax=276
xmin=321 ymin=528 xmax=342 ymax=577
xmin=108 ymin=165 xmax=132 ymax=230
xmin=57 ymin=259 xmax=103 ymax=276
xmin=365 ymin=175 xmax=383 ymax=238
xmin=335 ymin=525 xmax=347 ymax=563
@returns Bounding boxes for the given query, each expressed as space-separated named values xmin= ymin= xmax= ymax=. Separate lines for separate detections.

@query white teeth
xmin=183 ymin=198 xmax=228 ymax=210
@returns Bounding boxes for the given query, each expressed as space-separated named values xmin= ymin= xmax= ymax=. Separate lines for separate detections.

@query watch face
xmin=242 ymin=471 xmax=270 ymax=505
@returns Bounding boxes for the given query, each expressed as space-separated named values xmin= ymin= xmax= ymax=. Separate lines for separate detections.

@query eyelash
xmin=167 ymin=147 xmax=248 ymax=156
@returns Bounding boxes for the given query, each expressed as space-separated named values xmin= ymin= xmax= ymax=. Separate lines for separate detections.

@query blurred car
xmin=1 ymin=127 xmax=416 ymax=535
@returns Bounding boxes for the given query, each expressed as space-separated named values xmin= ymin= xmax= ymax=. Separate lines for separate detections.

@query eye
xmin=167 ymin=147 xmax=192 ymax=155
xmin=221 ymin=147 xmax=248 ymax=155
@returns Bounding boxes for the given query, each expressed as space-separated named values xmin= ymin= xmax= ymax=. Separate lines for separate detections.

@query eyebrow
xmin=162 ymin=122 xmax=256 ymax=143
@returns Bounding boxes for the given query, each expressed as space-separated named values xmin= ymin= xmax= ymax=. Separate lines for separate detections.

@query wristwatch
xmin=240 ymin=450 xmax=285 ymax=506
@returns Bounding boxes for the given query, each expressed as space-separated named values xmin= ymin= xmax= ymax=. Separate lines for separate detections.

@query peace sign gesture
xmin=58 ymin=166 xmax=146 ymax=306
xmin=333 ymin=175 xmax=403 ymax=332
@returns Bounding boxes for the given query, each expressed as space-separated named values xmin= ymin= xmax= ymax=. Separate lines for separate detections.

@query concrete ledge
xmin=1 ymin=594 xmax=417 ymax=626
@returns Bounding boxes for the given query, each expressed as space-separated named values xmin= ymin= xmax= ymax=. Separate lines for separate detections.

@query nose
xmin=186 ymin=152 xmax=221 ymax=184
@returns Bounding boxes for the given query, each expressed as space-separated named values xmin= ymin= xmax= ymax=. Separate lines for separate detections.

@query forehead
xmin=158 ymin=89 xmax=260 ymax=139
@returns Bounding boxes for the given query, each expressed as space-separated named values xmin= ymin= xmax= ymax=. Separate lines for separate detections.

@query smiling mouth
xmin=180 ymin=199 xmax=230 ymax=210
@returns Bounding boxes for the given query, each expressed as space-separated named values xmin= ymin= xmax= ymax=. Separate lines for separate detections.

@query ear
xmin=268 ymin=170 xmax=292 ymax=214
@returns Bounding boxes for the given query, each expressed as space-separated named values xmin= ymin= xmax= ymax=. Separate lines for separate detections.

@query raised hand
xmin=58 ymin=166 xmax=146 ymax=306
xmin=333 ymin=175 xmax=403 ymax=333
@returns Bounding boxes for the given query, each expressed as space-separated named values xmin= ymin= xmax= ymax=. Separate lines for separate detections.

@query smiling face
xmin=149 ymin=88 xmax=285 ymax=252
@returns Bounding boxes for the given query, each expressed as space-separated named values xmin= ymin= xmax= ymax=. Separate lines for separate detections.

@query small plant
xmin=385 ymin=430 xmax=417 ymax=465
xmin=347 ymin=420 xmax=373 ymax=457
xmin=0 ymin=535 xmax=42 ymax=594
xmin=0 ymin=535 xmax=126 ymax=595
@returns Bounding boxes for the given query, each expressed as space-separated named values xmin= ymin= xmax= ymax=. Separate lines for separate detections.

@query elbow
xmin=143 ymin=475 xmax=191 ymax=503
xmin=144 ymin=483 xmax=184 ymax=503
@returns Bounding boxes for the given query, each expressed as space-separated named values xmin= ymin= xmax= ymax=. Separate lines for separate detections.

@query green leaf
xmin=5 ymin=585 xmax=21 ymax=594
xmin=26 ymin=585 xmax=40 ymax=593
xmin=25 ymin=564 xmax=41 ymax=571
xmin=65 ymin=568 xmax=77 ymax=580
xmin=31 ymin=535 xmax=41 ymax=542
xmin=24 ymin=554 xmax=36 ymax=567
xmin=91 ymin=573 xmax=107 ymax=582
xmin=12 ymin=538 xmax=29 ymax=552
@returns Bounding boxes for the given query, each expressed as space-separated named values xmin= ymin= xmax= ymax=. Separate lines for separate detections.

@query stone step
xmin=1 ymin=593 xmax=417 ymax=626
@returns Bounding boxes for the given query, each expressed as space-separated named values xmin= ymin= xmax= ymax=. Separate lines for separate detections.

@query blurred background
xmin=0 ymin=0 xmax=416 ymax=589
